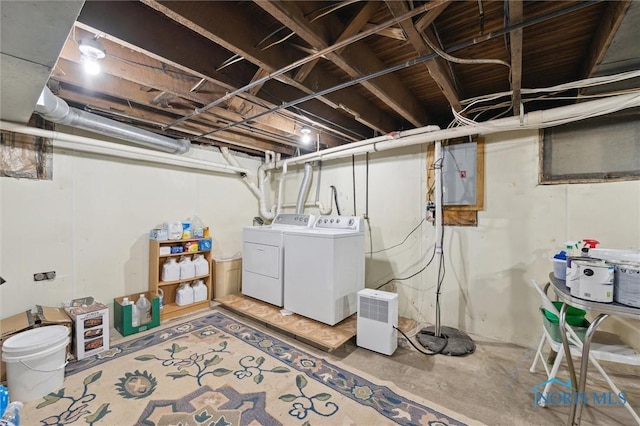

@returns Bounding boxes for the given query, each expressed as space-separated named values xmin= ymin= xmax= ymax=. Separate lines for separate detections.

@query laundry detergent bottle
xmin=193 ymin=254 xmax=209 ymax=276
xmin=192 ymin=279 xmax=208 ymax=302
xmin=176 ymin=283 xmax=195 ymax=306
xmin=179 ymin=256 xmax=195 ymax=280
xmin=161 ymin=257 xmax=180 ymax=282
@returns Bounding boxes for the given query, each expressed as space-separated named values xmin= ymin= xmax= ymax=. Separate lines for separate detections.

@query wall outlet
xmin=34 ymin=271 xmax=56 ymax=281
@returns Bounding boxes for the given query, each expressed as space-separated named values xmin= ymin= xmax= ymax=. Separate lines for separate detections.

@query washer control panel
xmin=272 ymin=213 xmax=315 ymax=227
xmin=313 ymin=215 xmax=362 ymax=231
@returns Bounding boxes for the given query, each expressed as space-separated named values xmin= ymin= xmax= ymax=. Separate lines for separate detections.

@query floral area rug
xmin=22 ymin=310 xmax=482 ymax=425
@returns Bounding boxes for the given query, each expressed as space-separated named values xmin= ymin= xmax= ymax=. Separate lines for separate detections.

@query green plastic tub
xmin=540 ymin=306 xmax=589 ymax=343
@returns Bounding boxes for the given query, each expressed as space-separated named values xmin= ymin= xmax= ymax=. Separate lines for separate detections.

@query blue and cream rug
xmin=23 ymin=310 xmax=482 ymax=425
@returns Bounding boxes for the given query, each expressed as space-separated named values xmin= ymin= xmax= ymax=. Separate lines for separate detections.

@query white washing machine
xmin=284 ymin=215 xmax=364 ymax=325
xmin=242 ymin=213 xmax=315 ymax=306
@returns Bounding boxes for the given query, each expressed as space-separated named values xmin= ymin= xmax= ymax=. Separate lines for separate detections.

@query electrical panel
xmin=442 ymin=142 xmax=477 ymax=205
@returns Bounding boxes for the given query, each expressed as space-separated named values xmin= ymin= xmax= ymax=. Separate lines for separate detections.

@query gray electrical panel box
xmin=442 ymin=142 xmax=477 ymax=205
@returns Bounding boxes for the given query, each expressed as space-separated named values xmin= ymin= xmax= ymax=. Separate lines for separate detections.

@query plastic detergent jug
xmin=179 ymin=256 xmax=195 ymax=280
xmin=161 ymin=258 xmax=180 ymax=282
xmin=176 ymin=283 xmax=194 ymax=306
xmin=192 ymin=280 xmax=208 ymax=302
xmin=193 ymin=254 xmax=209 ymax=276
xmin=165 ymin=221 xmax=183 ymax=240
xmin=136 ymin=294 xmax=152 ymax=325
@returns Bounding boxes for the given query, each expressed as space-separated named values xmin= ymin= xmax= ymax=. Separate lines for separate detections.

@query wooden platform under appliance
xmin=215 ymin=293 xmax=416 ymax=352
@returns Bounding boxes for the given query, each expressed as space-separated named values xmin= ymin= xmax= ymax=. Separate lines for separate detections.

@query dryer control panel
xmin=314 ymin=215 xmax=363 ymax=231
xmin=272 ymin=213 xmax=315 ymax=227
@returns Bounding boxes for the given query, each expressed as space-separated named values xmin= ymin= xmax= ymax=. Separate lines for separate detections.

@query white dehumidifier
xmin=356 ymin=289 xmax=398 ymax=355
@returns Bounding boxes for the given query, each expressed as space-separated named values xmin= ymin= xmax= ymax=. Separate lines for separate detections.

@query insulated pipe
xmin=35 ymin=87 xmax=190 ymax=154
xmin=0 ymin=121 xmax=246 ymax=175
xmin=295 ymin=163 xmax=314 ymax=214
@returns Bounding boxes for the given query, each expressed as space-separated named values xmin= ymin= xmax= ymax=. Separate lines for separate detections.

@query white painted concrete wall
xmin=2 ymin=127 xmax=638 ymax=348
xmin=0 ymin=127 xmax=262 ymax=319
xmin=282 ymin=130 xmax=640 ymax=348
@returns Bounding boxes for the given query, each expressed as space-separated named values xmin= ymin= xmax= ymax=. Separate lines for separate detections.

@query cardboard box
xmin=0 ymin=310 xmax=36 ymax=383
xmin=64 ymin=298 xmax=110 ymax=360
xmin=114 ymin=292 xmax=160 ymax=337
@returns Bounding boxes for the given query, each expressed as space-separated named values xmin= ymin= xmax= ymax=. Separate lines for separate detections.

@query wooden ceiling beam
xmin=414 ymin=1 xmax=451 ymax=32
xmin=55 ymin=85 xmax=294 ymax=155
xmin=508 ymin=0 xmax=523 ymax=116
xmin=137 ymin=0 xmax=392 ymax=135
xmin=294 ymin=1 xmax=379 ymax=83
xmin=76 ymin=1 xmax=371 ymax=142
xmin=385 ymin=1 xmax=461 ymax=111
xmin=257 ymin=0 xmax=433 ymax=127
xmin=58 ymin=31 xmax=344 ymax=148
xmin=51 ymin=58 xmax=302 ymax=149
xmin=581 ymin=0 xmax=631 ymax=79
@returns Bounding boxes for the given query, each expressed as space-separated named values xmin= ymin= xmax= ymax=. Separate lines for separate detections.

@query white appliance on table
xmin=283 ymin=215 xmax=365 ymax=325
xmin=242 ymin=213 xmax=315 ymax=306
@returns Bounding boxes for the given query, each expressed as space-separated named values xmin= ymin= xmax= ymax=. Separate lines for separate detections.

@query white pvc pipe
xmin=0 ymin=121 xmax=247 ymax=175
xmin=220 ymin=147 xmax=276 ymax=220
xmin=278 ymin=91 xmax=640 ymax=169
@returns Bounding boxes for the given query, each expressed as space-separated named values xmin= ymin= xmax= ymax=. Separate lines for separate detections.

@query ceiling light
xmin=300 ymin=127 xmax=312 ymax=145
xmin=78 ymin=37 xmax=106 ymax=75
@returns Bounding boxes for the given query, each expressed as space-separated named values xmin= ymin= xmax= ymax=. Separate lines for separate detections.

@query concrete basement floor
xmin=219 ymin=307 xmax=640 ymax=426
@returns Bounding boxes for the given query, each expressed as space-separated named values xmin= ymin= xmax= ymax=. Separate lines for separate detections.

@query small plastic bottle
xmin=131 ymin=298 xmax=140 ymax=328
xmin=0 ymin=401 xmax=24 ymax=426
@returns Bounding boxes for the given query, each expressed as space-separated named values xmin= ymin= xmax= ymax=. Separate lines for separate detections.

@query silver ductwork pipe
xmin=35 ymin=87 xmax=190 ymax=154
xmin=295 ymin=162 xmax=313 ymax=214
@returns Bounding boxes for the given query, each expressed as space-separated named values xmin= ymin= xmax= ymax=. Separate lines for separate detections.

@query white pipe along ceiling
xmin=0 ymin=121 xmax=247 ymax=176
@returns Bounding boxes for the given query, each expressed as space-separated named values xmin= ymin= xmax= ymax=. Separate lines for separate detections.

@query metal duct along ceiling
xmin=35 ymin=87 xmax=190 ymax=154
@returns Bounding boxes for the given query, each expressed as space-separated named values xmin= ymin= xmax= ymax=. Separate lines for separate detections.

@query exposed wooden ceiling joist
xmin=384 ymin=0 xmax=461 ymax=112
xmin=257 ymin=0 xmax=433 ymax=127
xmin=138 ymin=0 xmax=391 ymax=136
xmin=508 ymin=0 xmax=523 ymax=116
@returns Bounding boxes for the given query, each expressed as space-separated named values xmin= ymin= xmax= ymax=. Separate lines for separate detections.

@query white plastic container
xmin=161 ymin=258 xmax=180 ymax=282
xmin=179 ymin=256 xmax=195 ymax=280
xmin=176 ymin=283 xmax=195 ymax=306
xmin=1 ymin=326 xmax=69 ymax=402
xmin=136 ymin=294 xmax=152 ymax=325
xmin=551 ymin=258 xmax=566 ymax=280
xmin=570 ymin=259 xmax=614 ymax=303
xmin=192 ymin=280 xmax=208 ymax=302
xmin=193 ymin=254 xmax=209 ymax=276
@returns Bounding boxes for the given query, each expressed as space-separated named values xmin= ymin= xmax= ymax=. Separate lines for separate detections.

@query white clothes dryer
xmin=242 ymin=213 xmax=315 ymax=306
xmin=283 ymin=215 xmax=364 ymax=325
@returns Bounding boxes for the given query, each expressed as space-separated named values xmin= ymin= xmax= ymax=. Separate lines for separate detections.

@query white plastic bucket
xmin=2 ymin=326 xmax=69 ymax=402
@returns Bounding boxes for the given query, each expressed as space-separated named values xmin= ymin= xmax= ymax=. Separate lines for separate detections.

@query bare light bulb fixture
xmin=78 ymin=37 xmax=106 ymax=75
xmin=300 ymin=127 xmax=312 ymax=145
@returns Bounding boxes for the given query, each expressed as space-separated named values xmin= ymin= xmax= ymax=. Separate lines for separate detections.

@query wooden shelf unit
xmin=149 ymin=238 xmax=212 ymax=321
